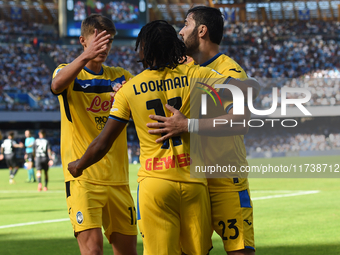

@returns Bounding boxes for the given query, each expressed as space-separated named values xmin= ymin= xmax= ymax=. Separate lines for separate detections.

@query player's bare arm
xmin=48 ymin=149 xmax=54 ymax=166
xmin=147 ymin=104 xmax=250 ymax=142
xmin=147 ymin=77 xmax=259 ymax=141
xmin=51 ymin=29 xmax=112 ymax=94
xmin=14 ymin=142 xmax=24 ymax=148
xmin=68 ymin=118 xmax=126 ymax=177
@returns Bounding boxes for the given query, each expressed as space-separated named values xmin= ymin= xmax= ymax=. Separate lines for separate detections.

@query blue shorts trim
xmin=245 ymin=246 xmax=255 ymax=251
xmin=239 ymin=190 xmax=252 ymax=208
xmin=136 ymin=183 xmax=141 ymax=220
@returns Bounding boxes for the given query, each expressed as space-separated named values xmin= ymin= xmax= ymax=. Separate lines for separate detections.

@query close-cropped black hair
xmin=187 ymin=6 xmax=224 ymax=45
xmin=135 ymin=20 xmax=187 ymax=70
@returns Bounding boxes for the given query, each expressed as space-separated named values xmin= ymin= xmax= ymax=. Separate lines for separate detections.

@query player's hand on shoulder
xmin=111 ymin=78 xmax=131 ymax=97
xmin=111 ymin=82 xmax=123 ymax=98
xmin=68 ymin=159 xmax=83 ymax=178
xmin=147 ymin=104 xmax=188 ymax=143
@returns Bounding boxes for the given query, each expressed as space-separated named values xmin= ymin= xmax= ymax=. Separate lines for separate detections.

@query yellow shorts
xmin=65 ymin=180 xmax=138 ymax=241
xmin=137 ymin=177 xmax=212 ymax=255
xmin=210 ymin=189 xmax=255 ymax=252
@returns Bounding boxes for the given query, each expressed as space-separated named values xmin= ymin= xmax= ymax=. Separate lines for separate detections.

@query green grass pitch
xmin=0 ymin=155 xmax=339 ymax=254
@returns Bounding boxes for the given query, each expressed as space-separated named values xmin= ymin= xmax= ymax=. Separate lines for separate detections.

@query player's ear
xmin=79 ymin=35 xmax=86 ymax=47
xmin=198 ymin=24 xmax=208 ymax=38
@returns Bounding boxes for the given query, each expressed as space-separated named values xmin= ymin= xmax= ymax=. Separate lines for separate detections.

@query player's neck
xmin=85 ymin=61 xmax=103 ymax=74
xmin=194 ymin=43 xmax=219 ymax=65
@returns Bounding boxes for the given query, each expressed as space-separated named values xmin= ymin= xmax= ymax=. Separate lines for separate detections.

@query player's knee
xmin=87 ymin=246 xmax=103 ymax=255
xmin=36 ymin=171 xmax=41 ymax=178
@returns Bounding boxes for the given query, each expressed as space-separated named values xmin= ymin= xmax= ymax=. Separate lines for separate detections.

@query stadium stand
xmin=245 ymin=117 xmax=340 ymax=155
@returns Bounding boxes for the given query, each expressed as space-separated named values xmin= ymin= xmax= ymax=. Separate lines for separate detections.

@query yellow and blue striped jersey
xmin=52 ymin=64 xmax=133 ymax=185
xmin=110 ymin=64 xmax=228 ymax=184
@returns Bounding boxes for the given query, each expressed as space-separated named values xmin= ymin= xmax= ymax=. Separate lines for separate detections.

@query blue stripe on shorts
xmin=239 ymin=189 xmax=252 ymax=208
xmin=137 ymin=184 xmax=141 ymax=220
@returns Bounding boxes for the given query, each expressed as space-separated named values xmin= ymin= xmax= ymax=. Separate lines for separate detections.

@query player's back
xmin=34 ymin=138 xmax=49 ymax=158
xmin=111 ymin=64 xmax=228 ymax=184
xmin=2 ymin=139 xmax=15 ymax=155
xmin=203 ymin=53 xmax=249 ymax=192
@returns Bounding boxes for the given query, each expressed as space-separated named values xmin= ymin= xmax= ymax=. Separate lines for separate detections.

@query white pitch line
xmin=250 ymin=190 xmax=307 ymax=193
xmin=252 ymin=190 xmax=320 ymax=201
xmin=0 ymin=190 xmax=320 ymax=230
xmin=0 ymin=218 xmax=69 ymax=229
xmin=0 ymin=190 xmax=65 ymax=193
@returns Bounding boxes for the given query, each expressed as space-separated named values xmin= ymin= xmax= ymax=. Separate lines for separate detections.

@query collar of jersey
xmin=84 ymin=66 xmax=104 ymax=75
xmin=200 ymin=52 xmax=223 ymax=67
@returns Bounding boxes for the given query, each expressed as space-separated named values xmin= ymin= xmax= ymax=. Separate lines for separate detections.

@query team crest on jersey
xmin=76 ymin=211 xmax=83 ymax=224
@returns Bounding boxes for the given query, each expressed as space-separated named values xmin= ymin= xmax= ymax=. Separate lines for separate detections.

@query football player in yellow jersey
xmin=147 ymin=6 xmax=257 ymax=255
xmin=68 ymin=20 xmax=258 ymax=255
xmin=51 ymin=14 xmax=137 ymax=255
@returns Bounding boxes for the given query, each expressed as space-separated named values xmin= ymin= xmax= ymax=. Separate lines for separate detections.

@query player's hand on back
xmin=147 ymin=104 xmax=188 ymax=143
xmin=68 ymin=159 xmax=84 ymax=178
xmin=83 ymin=29 xmax=112 ymax=61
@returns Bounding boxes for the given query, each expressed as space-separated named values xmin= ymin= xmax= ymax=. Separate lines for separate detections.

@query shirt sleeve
xmin=123 ymin=69 xmax=135 ymax=81
xmin=222 ymin=64 xmax=248 ymax=80
xmin=223 ymin=100 xmax=234 ymax=113
xmin=52 ymin=64 xmax=67 ymax=79
xmin=109 ymin=90 xmax=131 ymax=123
xmin=51 ymin=64 xmax=69 ymax=95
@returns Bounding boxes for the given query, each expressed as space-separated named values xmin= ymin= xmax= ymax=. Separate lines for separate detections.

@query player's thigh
xmin=210 ymin=189 xmax=255 ymax=253
xmin=40 ymin=160 xmax=49 ymax=173
xmin=27 ymin=153 xmax=34 ymax=162
xmin=138 ymin=177 xmax=182 ymax=255
xmin=6 ymin=156 xmax=16 ymax=168
xmin=35 ymin=160 xmax=43 ymax=173
xmin=102 ymin=185 xmax=138 ymax=241
xmin=180 ymin=183 xmax=212 ymax=255
xmin=66 ymin=180 xmax=107 ymax=234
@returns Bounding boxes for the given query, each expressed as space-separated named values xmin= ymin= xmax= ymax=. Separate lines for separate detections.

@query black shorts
xmin=35 ymin=157 xmax=49 ymax=171
xmin=5 ymin=154 xmax=18 ymax=168
xmin=26 ymin=153 xmax=34 ymax=162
